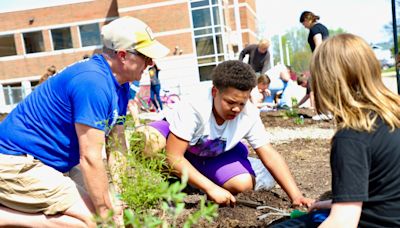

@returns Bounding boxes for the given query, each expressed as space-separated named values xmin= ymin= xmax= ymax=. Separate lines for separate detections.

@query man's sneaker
xmin=312 ymin=113 xmax=333 ymax=121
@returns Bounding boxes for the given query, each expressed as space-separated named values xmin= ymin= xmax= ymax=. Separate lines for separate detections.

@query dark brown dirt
xmin=180 ymin=109 xmax=335 ymax=227
xmin=260 ymin=108 xmax=334 ymax=129
xmin=0 ymin=109 xmax=334 ymax=227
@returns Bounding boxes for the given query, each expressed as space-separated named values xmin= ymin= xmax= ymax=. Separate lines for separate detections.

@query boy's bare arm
xmin=166 ymin=133 xmax=235 ymax=205
xmin=255 ymin=143 xmax=315 ymax=207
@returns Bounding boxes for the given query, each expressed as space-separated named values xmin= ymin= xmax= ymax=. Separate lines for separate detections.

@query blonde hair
xmin=310 ymin=33 xmax=400 ymax=132
xmin=38 ymin=65 xmax=57 ymax=84
xmin=258 ymin=39 xmax=270 ymax=49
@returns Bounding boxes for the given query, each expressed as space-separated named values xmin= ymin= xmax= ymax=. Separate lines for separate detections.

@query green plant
xmin=284 ymin=97 xmax=300 ymax=118
xmin=121 ymin=131 xmax=168 ymax=211
xmin=122 ymin=170 xmax=218 ymax=227
xmin=183 ymin=197 xmax=218 ymax=228
xmin=291 ymin=97 xmax=298 ymax=107
xmin=108 ymin=126 xmax=218 ymax=227
xmin=293 ymin=116 xmax=304 ymax=125
xmin=284 ymin=108 xmax=298 ymax=118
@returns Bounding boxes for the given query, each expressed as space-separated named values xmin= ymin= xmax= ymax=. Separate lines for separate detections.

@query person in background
xmin=239 ymin=39 xmax=271 ymax=75
xmin=287 ymin=65 xmax=298 ymax=81
xmin=250 ymin=74 xmax=276 ymax=111
xmin=127 ymin=80 xmax=141 ymax=126
xmin=0 ymin=16 xmax=168 ymax=227
xmin=38 ymin=65 xmax=57 ymax=84
xmin=263 ymin=64 xmax=295 ymax=109
xmin=274 ymin=34 xmax=400 ymax=227
xmin=299 ymin=11 xmax=329 ymax=52
xmin=300 ymin=10 xmax=330 ymax=120
xmin=293 ymin=74 xmax=314 ymax=109
xmin=149 ymin=63 xmax=163 ymax=111
xmin=133 ymin=60 xmax=314 ymax=208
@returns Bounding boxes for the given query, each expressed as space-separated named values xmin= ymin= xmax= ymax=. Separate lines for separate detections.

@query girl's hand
xmin=308 ymin=200 xmax=332 ymax=212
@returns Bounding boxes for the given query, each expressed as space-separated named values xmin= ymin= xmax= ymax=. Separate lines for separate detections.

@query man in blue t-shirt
xmin=0 ymin=17 xmax=168 ymax=227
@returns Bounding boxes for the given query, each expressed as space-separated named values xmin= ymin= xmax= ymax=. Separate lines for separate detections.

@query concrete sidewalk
xmin=382 ymin=72 xmax=399 ymax=94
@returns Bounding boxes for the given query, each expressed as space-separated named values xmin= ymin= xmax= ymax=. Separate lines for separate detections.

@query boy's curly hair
xmin=211 ymin=60 xmax=256 ymax=92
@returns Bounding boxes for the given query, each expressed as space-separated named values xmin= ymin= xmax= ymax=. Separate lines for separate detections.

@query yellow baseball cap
xmin=101 ymin=16 xmax=169 ymax=58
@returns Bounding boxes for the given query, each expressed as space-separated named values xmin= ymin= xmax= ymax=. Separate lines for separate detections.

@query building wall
xmin=0 ymin=0 xmax=258 ymax=112
xmin=0 ymin=0 xmax=119 ymax=80
xmin=226 ymin=0 xmax=258 ymax=50
xmin=119 ymin=1 xmax=194 ymax=55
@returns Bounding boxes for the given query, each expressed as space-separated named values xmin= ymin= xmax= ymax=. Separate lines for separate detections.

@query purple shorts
xmin=149 ymin=120 xmax=256 ymax=186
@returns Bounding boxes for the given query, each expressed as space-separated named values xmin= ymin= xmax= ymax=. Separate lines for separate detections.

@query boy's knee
xmin=223 ymin=174 xmax=254 ymax=194
xmin=135 ymin=125 xmax=166 ymax=157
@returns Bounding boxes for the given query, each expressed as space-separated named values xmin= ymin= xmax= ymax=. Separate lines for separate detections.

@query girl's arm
xmin=313 ymin=33 xmax=323 ymax=48
xmin=319 ymin=202 xmax=362 ymax=228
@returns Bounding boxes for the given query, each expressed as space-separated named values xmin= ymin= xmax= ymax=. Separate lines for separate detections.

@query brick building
xmin=0 ymin=0 xmax=258 ymax=112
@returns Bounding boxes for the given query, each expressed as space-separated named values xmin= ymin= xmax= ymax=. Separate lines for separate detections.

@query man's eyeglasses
xmin=126 ymin=50 xmax=153 ymax=65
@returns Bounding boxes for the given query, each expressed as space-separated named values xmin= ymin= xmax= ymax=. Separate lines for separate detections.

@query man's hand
xmin=206 ymin=186 xmax=236 ymax=207
xmin=112 ymin=205 xmax=124 ymax=227
xmin=98 ymin=206 xmax=124 ymax=227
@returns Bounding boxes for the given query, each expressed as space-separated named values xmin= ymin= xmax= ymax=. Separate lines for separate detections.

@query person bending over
xmin=0 ymin=16 xmax=168 ymax=227
xmin=134 ymin=60 xmax=314 ymax=207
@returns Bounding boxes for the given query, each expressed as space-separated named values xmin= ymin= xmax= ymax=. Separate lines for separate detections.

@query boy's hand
xmin=207 ymin=186 xmax=236 ymax=207
xmin=292 ymin=196 xmax=315 ymax=208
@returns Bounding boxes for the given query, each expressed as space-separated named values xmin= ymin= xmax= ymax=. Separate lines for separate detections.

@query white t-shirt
xmin=165 ymin=88 xmax=269 ymax=157
xmin=266 ymin=64 xmax=286 ymax=90
xmin=250 ymin=86 xmax=264 ymax=104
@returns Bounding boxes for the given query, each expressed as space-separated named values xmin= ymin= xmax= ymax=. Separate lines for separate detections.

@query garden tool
xmin=257 ymin=205 xmax=307 ymax=220
xmin=235 ymin=199 xmax=307 ymax=220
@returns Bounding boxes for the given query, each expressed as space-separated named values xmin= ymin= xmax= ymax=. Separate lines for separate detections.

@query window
xmin=190 ymin=0 xmax=209 ymax=8
xmin=212 ymin=6 xmax=220 ymax=25
xmin=3 ymin=83 xmax=23 ymax=105
xmin=198 ymin=65 xmax=215 ymax=81
xmin=23 ymin=31 xmax=44 ymax=54
xmin=0 ymin=35 xmax=17 ymax=57
xmin=192 ymin=8 xmax=212 ymax=28
xmin=194 ymin=28 xmax=213 ymax=36
xmin=79 ymin=23 xmax=101 ymax=47
xmin=195 ymin=36 xmax=215 ymax=56
xmin=191 ymin=0 xmax=227 ymax=81
xmin=51 ymin=27 xmax=72 ymax=50
xmin=31 ymin=80 xmax=40 ymax=91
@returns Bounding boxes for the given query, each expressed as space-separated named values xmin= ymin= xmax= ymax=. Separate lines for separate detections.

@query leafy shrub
xmin=102 ymin=123 xmax=219 ymax=227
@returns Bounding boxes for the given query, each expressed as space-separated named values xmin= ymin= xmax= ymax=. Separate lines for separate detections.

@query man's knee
xmin=134 ymin=125 xmax=166 ymax=157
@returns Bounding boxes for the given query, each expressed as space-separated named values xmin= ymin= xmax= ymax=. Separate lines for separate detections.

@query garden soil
xmin=178 ymin=109 xmax=335 ymax=227
xmin=0 ymin=109 xmax=335 ymax=227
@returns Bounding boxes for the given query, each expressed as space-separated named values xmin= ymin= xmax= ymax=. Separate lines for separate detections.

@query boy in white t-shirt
xmin=139 ymin=60 xmax=314 ymax=207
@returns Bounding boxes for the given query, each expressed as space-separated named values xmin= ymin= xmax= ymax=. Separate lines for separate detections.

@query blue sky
xmin=256 ymin=0 xmax=394 ymax=44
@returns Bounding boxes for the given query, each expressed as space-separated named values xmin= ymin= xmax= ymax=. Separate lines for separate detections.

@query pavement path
xmin=267 ymin=126 xmax=335 ymax=143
